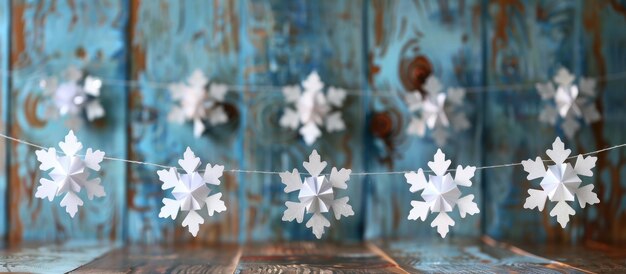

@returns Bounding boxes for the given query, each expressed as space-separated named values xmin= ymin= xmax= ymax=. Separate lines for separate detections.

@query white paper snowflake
xmin=157 ymin=147 xmax=227 ymax=236
xmin=168 ymin=69 xmax=230 ymax=138
xmin=536 ymin=68 xmax=601 ymax=138
xmin=279 ymin=150 xmax=353 ymax=238
xmin=279 ymin=71 xmax=347 ymax=146
xmin=522 ymin=137 xmax=599 ymax=228
xmin=34 ymin=130 xmax=106 ymax=218
xmin=41 ymin=66 xmax=105 ymax=121
xmin=404 ymin=149 xmax=479 ymax=238
xmin=405 ymin=76 xmax=469 ymax=146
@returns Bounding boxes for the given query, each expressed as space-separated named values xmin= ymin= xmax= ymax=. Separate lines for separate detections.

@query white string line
xmin=101 ymin=70 xmax=626 ymax=96
xmin=1 ymin=132 xmax=624 ymax=176
xmin=6 ymin=68 xmax=626 ymax=96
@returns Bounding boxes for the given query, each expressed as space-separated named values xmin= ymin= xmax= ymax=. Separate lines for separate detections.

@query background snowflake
xmin=522 ymin=137 xmax=600 ymax=228
xmin=536 ymin=68 xmax=601 ymax=138
xmin=279 ymin=71 xmax=347 ymax=146
xmin=35 ymin=130 xmax=106 ymax=218
xmin=157 ymin=147 xmax=227 ymax=236
xmin=279 ymin=150 xmax=353 ymax=238
xmin=41 ymin=66 xmax=105 ymax=122
xmin=405 ymin=149 xmax=479 ymax=238
xmin=168 ymin=69 xmax=229 ymax=138
xmin=405 ymin=76 xmax=470 ymax=146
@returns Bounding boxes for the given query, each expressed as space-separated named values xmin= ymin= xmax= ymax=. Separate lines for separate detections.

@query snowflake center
xmin=297 ymin=90 xmax=329 ymax=125
xmin=55 ymin=82 xmax=85 ymax=115
xmin=174 ymin=172 xmax=210 ymax=211
xmin=50 ymin=155 xmax=86 ymax=195
xmin=555 ymin=84 xmax=580 ymax=117
xmin=421 ymin=174 xmax=461 ymax=212
xmin=298 ymin=175 xmax=334 ymax=213
xmin=423 ymin=93 xmax=449 ymax=129
xmin=541 ymin=163 xmax=581 ymax=202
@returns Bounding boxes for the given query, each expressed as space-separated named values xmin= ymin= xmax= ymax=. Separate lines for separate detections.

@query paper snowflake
xmin=157 ymin=147 xmax=227 ymax=236
xmin=279 ymin=71 xmax=347 ymax=146
xmin=536 ymin=68 xmax=601 ymax=138
xmin=34 ymin=130 xmax=106 ymax=217
xmin=405 ymin=76 xmax=469 ymax=146
xmin=168 ymin=69 xmax=230 ymax=138
xmin=279 ymin=150 xmax=353 ymax=238
xmin=404 ymin=149 xmax=479 ymax=238
xmin=522 ymin=137 xmax=599 ymax=228
xmin=41 ymin=66 xmax=105 ymax=121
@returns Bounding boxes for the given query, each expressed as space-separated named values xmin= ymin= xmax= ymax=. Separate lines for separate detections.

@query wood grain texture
xmin=236 ymin=242 xmax=405 ymax=273
xmin=127 ymin=0 xmax=241 ymax=244
xmin=8 ymin=0 xmax=128 ymax=244
xmin=0 ymin=0 xmax=9 ymax=241
xmin=365 ymin=0 xmax=484 ymax=239
xmin=373 ymin=237 xmax=586 ymax=273
xmin=240 ymin=0 xmax=365 ymax=241
xmin=71 ymin=244 xmax=241 ymax=273
xmin=0 ymin=240 xmax=117 ymax=273
xmin=483 ymin=0 xmax=626 ymax=244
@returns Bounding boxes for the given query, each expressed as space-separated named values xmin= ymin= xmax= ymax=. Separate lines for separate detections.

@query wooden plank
xmin=372 ymin=237 xmax=586 ymax=273
xmin=365 ymin=0 xmax=484 ymax=239
xmin=239 ymin=0 xmax=365 ymax=241
xmin=127 ymin=0 xmax=241 ymax=243
xmin=8 ymin=0 xmax=128 ymax=243
xmin=236 ymin=242 xmax=405 ymax=273
xmin=71 ymin=244 xmax=241 ymax=273
xmin=0 ymin=241 xmax=118 ymax=273
xmin=516 ymin=241 xmax=626 ymax=273
xmin=577 ymin=0 xmax=626 ymax=244
xmin=0 ymin=0 xmax=9 ymax=243
xmin=483 ymin=0 xmax=626 ymax=243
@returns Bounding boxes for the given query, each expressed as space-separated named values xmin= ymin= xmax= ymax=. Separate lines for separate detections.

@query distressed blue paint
xmin=241 ymin=0 xmax=365 ymax=241
xmin=9 ymin=0 xmax=127 ymax=242
xmin=365 ymin=0 xmax=484 ymax=239
xmin=0 ymin=0 xmax=9 ymax=242
xmin=128 ymin=0 xmax=241 ymax=243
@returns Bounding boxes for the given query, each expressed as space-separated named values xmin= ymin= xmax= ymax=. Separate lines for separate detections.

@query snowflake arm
xmin=206 ymin=193 xmax=227 ymax=216
xmin=408 ymin=201 xmax=429 ymax=221
xmin=524 ymin=189 xmax=548 ymax=211
xmin=550 ymin=201 xmax=575 ymax=228
xmin=454 ymin=165 xmax=476 ymax=187
xmin=405 ymin=169 xmax=427 ymax=192
xmin=331 ymin=197 xmax=354 ymax=220
xmin=283 ymin=201 xmax=306 ymax=223
xmin=457 ymin=195 xmax=479 ymax=218
xmin=203 ymin=163 xmax=224 ymax=185
xmin=84 ymin=148 xmax=105 ymax=171
xmin=35 ymin=179 xmax=57 ymax=201
xmin=427 ymin=149 xmax=451 ymax=177
xmin=431 ymin=212 xmax=455 ymax=238
xmin=157 ymin=168 xmax=179 ymax=190
xmin=546 ymin=137 xmax=571 ymax=165
xmin=576 ymin=184 xmax=599 ymax=208
xmin=327 ymin=87 xmax=346 ymax=107
xmin=159 ymin=198 xmax=180 ymax=219
xmin=522 ymin=157 xmax=546 ymax=180
xmin=182 ymin=210 xmax=204 ymax=237
xmin=306 ymin=213 xmax=331 ymax=239
xmin=329 ymin=167 xmax=350 ymax=189
xmin=574 ymin=155 xmax=597 ymax=177
xmin=303 ymin=150 xmax=327 ymax=177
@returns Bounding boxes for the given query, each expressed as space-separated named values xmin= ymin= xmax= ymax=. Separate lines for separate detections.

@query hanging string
xmin=4 ymin=68 xmax=626 ymax=97
xmin=1 ymin=132 xmax=624 ymax=177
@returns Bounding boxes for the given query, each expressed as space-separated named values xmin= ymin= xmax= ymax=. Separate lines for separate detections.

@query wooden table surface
xmin=1 ymin=237 xmax=624 ymax=273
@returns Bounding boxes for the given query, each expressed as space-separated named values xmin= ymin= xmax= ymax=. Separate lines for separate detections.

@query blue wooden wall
xmin=1 ymin=0 xmax=625 ymax=245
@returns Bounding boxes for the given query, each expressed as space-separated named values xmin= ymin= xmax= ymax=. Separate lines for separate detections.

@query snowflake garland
xmin=405 ymin=76 xmax=470 ymax=146
xmin=168 ymin=69 xmax=230 ymax=138
xmin=536 ymin=68 xmax=601 ymax=138
xmin=279 ymin=150 xmax=354 ymax=238
xmin=522 ymin=137 xmax=600 ymax=228
xmin=35 ymin=130 xmax=106 ymax=218
xmin=279 ymin=71 xmax=347 ymax=146
xmin=40 ymin=66 xmax=105 ymax=121
xmin=157 ymin=147 xmax=227 ymax=236
xmin=404 ymin=149 xmax=479 ymax=238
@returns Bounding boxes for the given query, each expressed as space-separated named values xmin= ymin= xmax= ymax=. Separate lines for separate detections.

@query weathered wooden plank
xmin=577 ymin=0 xmax=626 ymax=244
xmin=483 ymin=0 xmax=626 ymax=243
xmin=236 ymin=242 xmax=405 ymax=273
xmin=516 ymin=241 xmax=626 ymax=273
xmin=240 ymin=0 xmax=365 ymax=241
xmin=71 ymin=244 xmax=241 ymax=273
xmin=0 ymin=240 xmax=118 ymax=273
xmin=128 ymin=0 xmax=241 ymax=243
xmin=0 ymin=0 xmax=10 ymax=243
xmin=8 ymin=0 xmax=128 ymax=243
xmin=365 ymin=0 xmax=484 ymax=239
xmin=373 ymin=237 xmax=586 ymax=273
